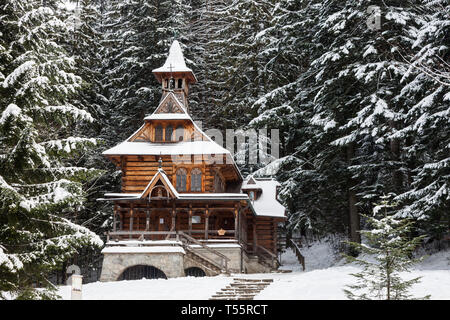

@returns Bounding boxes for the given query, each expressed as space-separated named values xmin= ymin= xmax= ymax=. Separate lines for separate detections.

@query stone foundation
xmin=100 ymin=244 xmax=273 ymax=281
xmin=100 ymin=251 xmax=185 ymax=281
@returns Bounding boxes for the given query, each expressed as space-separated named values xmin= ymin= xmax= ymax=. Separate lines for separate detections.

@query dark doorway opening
xmin=118 ymin=265 xmax=167 ymax=280
xmin=184 ymin=267 xmax=206 ymax=277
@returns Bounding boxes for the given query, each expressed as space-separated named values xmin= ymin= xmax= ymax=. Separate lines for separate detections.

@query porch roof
xmin=98 ymin=192 xmax=249 ymax=201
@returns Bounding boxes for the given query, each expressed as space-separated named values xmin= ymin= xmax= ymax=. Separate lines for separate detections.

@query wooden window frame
xmin=165 ymin=125 xmax=173 ymax=142
xmin=155 ymin=125 xmax=163 ymax=142
xmin=176 ymin=168 xmax=187 ymax=192
xmin=190 ymin=168 xmax=202 ymax=192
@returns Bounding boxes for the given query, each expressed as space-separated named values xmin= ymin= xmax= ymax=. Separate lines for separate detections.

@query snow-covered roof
xmin=106 ymin=240 xmax=182 ymax=246
xmin=102 ymin=246 xmax=185 ymax=254
xmin=178 ymin=193 xmax=248 ymax=200
xmin=100 ymin=191 xmax=248 ymax=201
xmin=188 ymin=244 xmax=241 ymax=249
xmin=244 ymin=177 xmax=285 ymax=218
xmin=102 ymin=141 xmax=232 ymax=156
xmin=144 ymin=113 xmax=191 ymax=120
xmin=152 ymin=41 xmax=197 ymax=83
xmin=104 ymin=193 xmax=141 ymax=198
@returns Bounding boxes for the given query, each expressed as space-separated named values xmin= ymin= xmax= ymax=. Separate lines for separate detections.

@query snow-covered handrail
xmin=290 ymin=239 xmax=305 ymax=271
xmin=178 ymin=231 xmax=230 ymax=272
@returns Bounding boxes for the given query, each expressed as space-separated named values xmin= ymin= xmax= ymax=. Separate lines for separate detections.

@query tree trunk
xmin=347 ymin=143 xmax=361 ymax=244
xmin=389 ymin=120 xmax=402 ymax=193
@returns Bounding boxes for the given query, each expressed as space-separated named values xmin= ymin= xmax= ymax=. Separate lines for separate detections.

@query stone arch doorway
xmin=184 ymin=267 xmax=206 ymax=277
xmin=118 ymin=265 xmax=167 ymax=281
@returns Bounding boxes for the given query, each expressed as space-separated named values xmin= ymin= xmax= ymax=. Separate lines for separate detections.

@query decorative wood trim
xmin=205 ymin=205 xmax=210 ymax=240
xmin=188 ymin=204 xmax=193 ymax=236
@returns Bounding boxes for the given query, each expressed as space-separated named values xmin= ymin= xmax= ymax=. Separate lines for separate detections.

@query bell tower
xmin=152 ymin=41 xmax=197 ymax=113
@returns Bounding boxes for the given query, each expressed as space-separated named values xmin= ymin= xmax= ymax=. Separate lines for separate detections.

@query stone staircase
xmin=184 ymin=247 xmax=225 ymax=274
xmin=209 ymin=278 xmax=273 ymax=300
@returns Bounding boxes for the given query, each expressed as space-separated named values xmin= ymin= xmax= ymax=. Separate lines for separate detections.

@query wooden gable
xmin=140 ymin=170 xmax=178 ymax=199
xmin=154 ymin=92 xmax=185 ymax=114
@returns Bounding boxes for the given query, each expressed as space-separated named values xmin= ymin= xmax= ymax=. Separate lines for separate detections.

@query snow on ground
xmin=256 ymin=242 xmax=450 ymax=300
xmin=57 ymin=275 xmax=232 ymax=300
xmin=279 ymin=239 xmax=339 ymax=272
xmin=254 ymin=266 xmax=450 ymax=300
xmin=56 ymin=242 xmax=450 ymax=300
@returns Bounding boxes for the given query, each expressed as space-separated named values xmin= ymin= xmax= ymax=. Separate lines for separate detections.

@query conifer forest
xmin=0 ymin=0 xmax=448 ymax=299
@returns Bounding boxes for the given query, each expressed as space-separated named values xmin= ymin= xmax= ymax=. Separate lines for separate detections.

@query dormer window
xmin=178 ymin=79 xmax=183 ymax=89
xmin=165 ymin=125 xmax=173 ymax=142
xmin=155 ymin=125 xmax=163 ymax=141
xmin=249 ymin=191 xmax=255 ymax=200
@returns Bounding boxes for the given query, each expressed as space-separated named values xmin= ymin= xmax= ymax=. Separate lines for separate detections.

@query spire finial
xmin=158 ymin=155 xmax=163 ymax=169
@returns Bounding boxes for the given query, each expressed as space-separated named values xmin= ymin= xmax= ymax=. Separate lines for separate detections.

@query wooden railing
xmin=255 ymin=244 xmax=279 ymax=268
xmin=290 ymin=239 xmax=305 ymax=271
xmin=183 ymin=230 xmax=236 ymax=240
xmin=178 ymin=231 xmax=230 ymax=273
xmin=107 ymin=230 xmax=235 ymax=241
xmin=107 ymin=231 xmax=179 ymax=242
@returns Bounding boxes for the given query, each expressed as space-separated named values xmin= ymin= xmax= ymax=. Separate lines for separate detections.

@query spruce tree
xmin=344 ymin=197 xmax=429 ymax=300
xmin=0 ymin=0 xmax=102 ymax=299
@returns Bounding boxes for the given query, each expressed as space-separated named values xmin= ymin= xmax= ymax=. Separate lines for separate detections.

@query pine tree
xmin=0 ymin=0 xmax=103 ymax=298
xmin=344 ymin=196 xmax=429 ymax=300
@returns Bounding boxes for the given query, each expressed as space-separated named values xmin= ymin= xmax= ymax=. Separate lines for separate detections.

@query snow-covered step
xmin=209 ymin=278 xmax=273 ymax=300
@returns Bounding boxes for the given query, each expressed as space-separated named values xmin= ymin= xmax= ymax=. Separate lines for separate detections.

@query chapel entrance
xmin=153 ymin=210 xmax=170 ymax=240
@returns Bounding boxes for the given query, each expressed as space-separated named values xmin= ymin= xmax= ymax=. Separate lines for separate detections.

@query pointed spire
xmin=152 ymin=41 xmax=197 ymax=84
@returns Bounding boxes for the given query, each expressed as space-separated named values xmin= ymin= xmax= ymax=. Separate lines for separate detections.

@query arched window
xmin=165 ymin=125 xmax=173 ymax=142
xmin=178 ymin=79 xmax=183 ymax=89
xmin=191 ymin=168 xmax=202 ymax=192
xmin=164 ymin=79 xmax=169 ymax=88
xmin=176 ymin=168 xmax=187 ymax=192
xmin=176 ymin=125 xmax=184 ymax=141
xmin=214 ymin=172 xmax=225 ymax=193
xmin=155 ymin=125 xmax=163 ymax=141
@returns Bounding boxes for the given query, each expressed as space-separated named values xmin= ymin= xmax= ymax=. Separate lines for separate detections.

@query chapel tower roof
xmin=152 ymin=40 xmax=197 ymax=84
